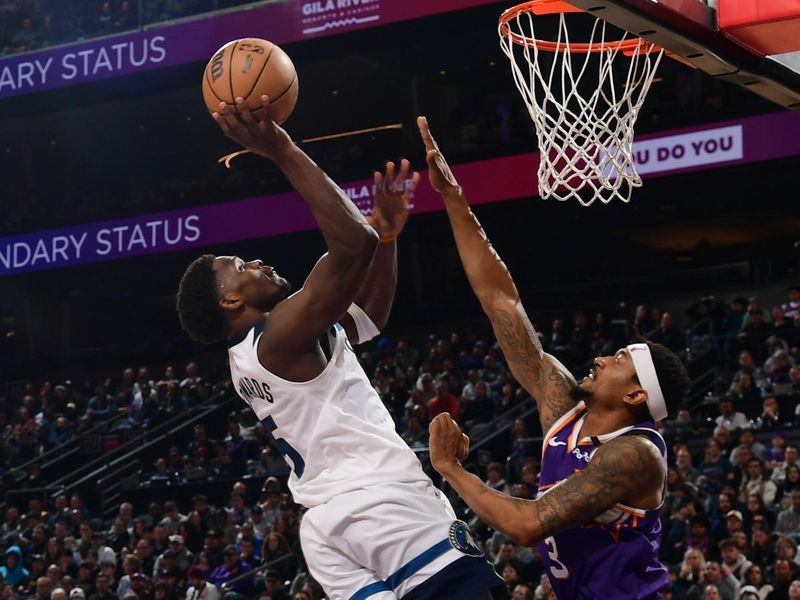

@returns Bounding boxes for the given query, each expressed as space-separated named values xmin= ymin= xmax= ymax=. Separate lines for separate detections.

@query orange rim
xmin=499 ymin=0 xmax=662 ymax=54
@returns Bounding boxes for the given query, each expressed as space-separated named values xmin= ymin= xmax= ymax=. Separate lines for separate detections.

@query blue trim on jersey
xmin=227 ymin=319 xmax=265 ymax=348
xmin=349 ymin=539 xmax=452 ymax=600
xmin=251 ymin=320 xmax=265 ymax=346
xmin=401 ymin=556 xmax=503 ymax=600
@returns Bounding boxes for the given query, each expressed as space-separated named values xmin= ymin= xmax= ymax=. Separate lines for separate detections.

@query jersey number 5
xmin=545 ymin=536 xmax=570 ymax=580
xmin=262 ymin=416 xmax=305 ymax=478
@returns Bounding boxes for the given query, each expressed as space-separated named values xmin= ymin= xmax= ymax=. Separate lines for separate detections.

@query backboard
xmin=560 ymin=0 xmax=800 ymax=110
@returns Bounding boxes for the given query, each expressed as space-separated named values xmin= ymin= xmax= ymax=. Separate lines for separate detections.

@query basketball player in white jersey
xmin=176 ymin=97 xmax=501 ymax=600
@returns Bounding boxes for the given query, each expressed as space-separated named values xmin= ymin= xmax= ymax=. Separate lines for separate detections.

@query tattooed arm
xmin=418 ymin=116 xmax=575 ymax=432
xmin=429 ymin=413 xmax=664 ymax=546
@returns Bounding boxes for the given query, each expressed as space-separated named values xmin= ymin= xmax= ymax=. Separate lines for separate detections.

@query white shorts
xmin=300 ymin=480 xmax=500 ymax=600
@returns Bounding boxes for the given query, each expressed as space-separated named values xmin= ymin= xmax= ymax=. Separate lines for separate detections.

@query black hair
xmin=644 ymin=341 xmax=691 ymax=420
xmin=176 ymin=255 xmax=227 ymax=344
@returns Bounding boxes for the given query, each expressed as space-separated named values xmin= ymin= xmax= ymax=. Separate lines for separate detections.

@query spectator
xmin=226 ymin=494 xmax=249 ymax=528
xmin=224 ymin=422 xmax=246 ymax=475
xmin=261 ymin=533 xmax=297 ymax=583
xmin=480 ymin=354 xmax=505 ymax=396
xmin=544 ymin=319 xmax=570 ymax=359
xmin=750 ymin=527 xmax=776 ymax=568
xmin=677 ymin=448 xmax=702 ymax=482
xmin=776 ymin=489 xmax=800 ymax=538
xmin=649 ymin=312 xmax=685 ymax=353
xmin=158 ymin=503 xmax=184 ymax=536
xmin=733 ymin=352 xmax=767 ymax=390
xmin=512 ymin=583 xmax=533 ymax=600
xmin=783 ymin=468 xmax=800 ymax=504
xmin=768 ymin=560 xmax=795 ymax=600
xmin=461 ymin=381 xmax=494 ymax=434
xmin=48 ymin=418 xmax=73 ymax=448
xmin=732 ymin=429 xmax=767 ymax=464
xmin=184 ymin=566 xmax=219 ymax=600
xmin=166 ymin=535 xmax=192 ymax=573
xmin=719 ymin=538 xmax=752 ymax=583
xmin=462 ymin=370 xmax=481 ymax=401
xmin=116 ymin=555 xmax=139 ymax=600
xmin=86 ymin=385 xmax=116 ymax=420
xmin=208 ymin=546 xmax=253 ymax=598
xmin=106 ymin=520 xmax=130 ymax=554
xmin=0 ymin=546 xmax=29 ymax=587
xmin=724 ymin=298 xmax=749 ymax=338
xmin=33 ymin=577 xmax=52 ymax=600
xmin=263 ymin=570 xmax=289 ymax=600
xmin=686 ymin=561 xmax=739 ymax=600
xmin=237 ymin=538 xmax=258 ymax=570
xmin=742 ymin=459 xmax=778 ymax=507
xmin=742 ymin=564 xmax=772 ymax=599
xmin=739 ymin=310 xmax=771 ymax=364
xmin=700 ymin=439 xmax=735 ymax=496
xmin=245 ymin=506 xmax=268 ymax=541
xmin=89 ymin=573 xmax=115 ymax=600
xmin=427 ymin=380 xmax=461 ymax=421
xmin=789 ymin=581 xmax=800 ymax=600
xmin=772 ymin=444 xmax=798 ymax=485
xmin=765 ymin=435 xmax=788 ymax=471
xmin=485 ymin=463 xmax=509 ymax=495
xmin=782 ymin=287 xmax=800 ymax=320
xmin=717 ymin=398 xmax=749 ymax=432
xmin=131 ymin=540 xmax=153 ymax=579
xmin=401 ymin=413 xmax=428 ymax=448
xmin=739 ymin=585 xmax=761 ymax=600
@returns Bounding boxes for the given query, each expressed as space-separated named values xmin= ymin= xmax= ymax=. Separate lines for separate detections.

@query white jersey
xmin=227 ymin=320 xmax=429 ymax=507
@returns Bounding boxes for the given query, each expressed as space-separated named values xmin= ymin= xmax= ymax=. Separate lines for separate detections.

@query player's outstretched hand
xmin=417 ymin=116 xmax=460 ymax=196
xmin=213 ymin=95 xmax=293 ymax=161
xmin=429 ymin=413 xmax=470 ymax=475
xmin=367 ymin=159 xmax=419 ymax=240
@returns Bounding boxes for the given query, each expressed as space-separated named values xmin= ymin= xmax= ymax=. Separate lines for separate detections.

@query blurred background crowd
xmin=0 ymin=283 xmax=799 ymax=599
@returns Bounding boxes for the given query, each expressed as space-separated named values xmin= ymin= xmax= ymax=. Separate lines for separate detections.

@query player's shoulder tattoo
xmin=528 ymin=435 xmax=661 ymax=540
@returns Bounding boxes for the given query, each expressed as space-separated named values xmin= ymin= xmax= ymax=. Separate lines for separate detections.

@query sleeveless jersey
xmin=227 ymin=320 xmax=429 ymax=508
xmin=537 ymin=401 xmax=669 ymax=600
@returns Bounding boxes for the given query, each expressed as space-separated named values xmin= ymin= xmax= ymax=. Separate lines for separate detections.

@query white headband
xmin=627 ymin=343 xmax=668 ymax=422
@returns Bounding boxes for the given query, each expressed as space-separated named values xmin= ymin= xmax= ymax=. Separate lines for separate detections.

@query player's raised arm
xmin=417 ymin=116 xmax=575 ymax=432
xmin=214 ymin=97 xmax=378 ymax=351
xmin=339 ymin=162 xmax=419 ymax=344
xmin=429 ymin=413 xmax=663 ymax=545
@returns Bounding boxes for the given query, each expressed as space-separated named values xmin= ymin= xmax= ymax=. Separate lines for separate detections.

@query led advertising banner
xmin=1 ymin=111 xmax=798 ymax=277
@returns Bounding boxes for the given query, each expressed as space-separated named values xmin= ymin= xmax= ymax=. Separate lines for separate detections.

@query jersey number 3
xmin=545 ymin=536 xmax=570 ymax=580
xmin=262 ymin=416 xmax=305 ymax=478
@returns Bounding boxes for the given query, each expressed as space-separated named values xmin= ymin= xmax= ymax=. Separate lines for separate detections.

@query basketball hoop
xmin=499 ymin=0 xmax=666 ymax=205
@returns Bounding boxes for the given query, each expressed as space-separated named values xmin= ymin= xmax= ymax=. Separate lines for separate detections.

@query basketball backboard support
xmin=561 ymin=0 xmax=800 ymax=110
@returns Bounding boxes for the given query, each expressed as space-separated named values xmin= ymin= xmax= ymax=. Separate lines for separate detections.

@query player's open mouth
xmin=584 ymin=368 xmax=596 ymax=382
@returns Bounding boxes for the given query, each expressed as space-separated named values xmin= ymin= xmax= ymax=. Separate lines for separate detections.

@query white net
xmin=499 ymin=4 xmax=664 ymax=205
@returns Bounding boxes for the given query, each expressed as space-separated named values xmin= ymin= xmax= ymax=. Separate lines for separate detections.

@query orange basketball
xmin=202 ymin=38 xmax=299 ymax=125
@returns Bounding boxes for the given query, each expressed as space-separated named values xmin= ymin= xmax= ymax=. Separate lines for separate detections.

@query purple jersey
xmin=538 ymin=401 xmax=668 ymax=599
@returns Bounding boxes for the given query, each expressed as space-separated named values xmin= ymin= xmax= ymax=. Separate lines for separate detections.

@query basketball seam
xmin=270 ymin=73 xmax=298 ymax=105
xmin=204 ymin=67 xmax=229 ymax=105
xmin=241 ymin=44 xmax=275 ymax=103
xmin=228 ymin=40 xmax=240 ymax=113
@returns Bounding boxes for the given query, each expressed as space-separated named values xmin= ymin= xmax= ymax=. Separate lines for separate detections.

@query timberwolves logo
xmin=449 ymin=521 xmax=483 ymax=557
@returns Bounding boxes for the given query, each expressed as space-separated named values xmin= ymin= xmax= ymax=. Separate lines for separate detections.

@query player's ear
xmin=623 ymin=387 xmax=648 ymax=408
xmin=219 ymin=292 xmax=244 ymax=312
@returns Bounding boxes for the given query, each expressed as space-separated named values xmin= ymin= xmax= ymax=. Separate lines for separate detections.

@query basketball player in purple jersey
xmin=418 ymin=116 xmax=691 ymax=600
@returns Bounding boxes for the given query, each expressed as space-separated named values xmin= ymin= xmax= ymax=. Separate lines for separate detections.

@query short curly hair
xmin=176 ymin=254 xmax=227 ymax=344
xmin=645 ymin=341 xmax=691 ymax=419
